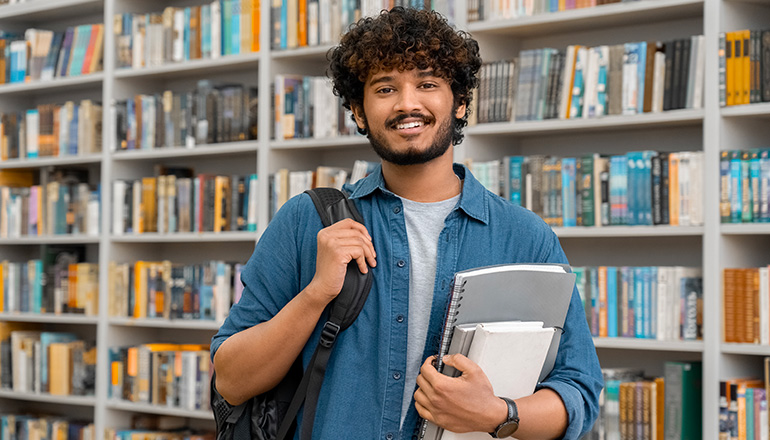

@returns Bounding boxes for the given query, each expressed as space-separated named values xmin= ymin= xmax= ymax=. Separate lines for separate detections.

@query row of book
xmin=269 ymin=0 xmax=448 ymax=51
xmin=1 ymin=259 xmax=98 ymax=317
xmin=472 ymin=36 xmax=705 ymax=124
xmin=723 ymin=266 xmax=770 ymax=345
xmin=0 ymin=415 xmax=94 ymax=440
xmin=107 ymin=429 xmax=213 ymax=440
xmin=108 ymin=260 xmax=244 ymax=323
xmin=273 ymin=74 xmax=359 ymax=140
xmin=588 ymin=363 xmax=702 ymax=440
xmin=467 ymin=0 xmax=635 ymax=22
xmin=0 ymin=324 xmax=96 ymax=396
xmin=109 ymin=344 xmax=211 ymax=411
xmin=113 ymin=81 xmax=257 ymax=151
xmin=112 ymin=172 xmax=258 ymax=235
xmin=720 ymin=149 xmax=770 ymax=224
xmin=575 ymin=266 xmax=703 ymax=341
xmin=719 ymin=29 xmax=770 ymax=107
xmin=468 ymin=150 xmax=704 ymax=228
xmin=0 ymin=99 xmax=102 ymax=161
xmin=0 ymin=170 xmax=100 ymax=239
xmin=0 ymin=24 xmax=104 ymax=85
xmin=114 ymin=0 xmax=259 ymax=70
xmin=717 ymin=358 xmax=770 ymax=440
xmin=269 ymin=165 xmax=349 ymax=217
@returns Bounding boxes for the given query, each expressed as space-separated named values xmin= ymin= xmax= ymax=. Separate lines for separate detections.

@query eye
xmin=420 ymin=82 xmax=438 ymax=89
xmin=375 ymin=87 xmax=394 ymax=94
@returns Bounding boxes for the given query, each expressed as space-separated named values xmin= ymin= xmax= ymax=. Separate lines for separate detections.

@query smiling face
xmin=352 ymin=68 xmax=466 ymax=166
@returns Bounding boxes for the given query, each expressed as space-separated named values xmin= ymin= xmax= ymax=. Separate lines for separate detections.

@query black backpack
xmin=211 ymin=187 xmax=374 ymax=440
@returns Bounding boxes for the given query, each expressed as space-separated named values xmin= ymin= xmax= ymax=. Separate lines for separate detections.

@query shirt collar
xmin=347 ymin=162 xmax=489 ymax=225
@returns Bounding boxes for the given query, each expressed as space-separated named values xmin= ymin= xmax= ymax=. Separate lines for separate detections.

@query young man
xmin=212 ymin=7 xmax=602 ymax=439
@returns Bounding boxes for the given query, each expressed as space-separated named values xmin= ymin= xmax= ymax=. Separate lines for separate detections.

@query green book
xmin=664 ymin=361 xmax=702 ymax=440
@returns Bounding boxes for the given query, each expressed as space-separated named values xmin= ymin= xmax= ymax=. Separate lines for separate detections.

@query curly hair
xmin=328 ymin=7 xmax=481 ymax=145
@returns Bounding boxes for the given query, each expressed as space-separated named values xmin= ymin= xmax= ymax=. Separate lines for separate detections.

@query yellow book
xmin=141 ymin=177 xmax=157 ymax=233
xmin=134 ymin=261 xmax=149 ymax=318
xmin=89 ymin=24 xmax=104 ymax=74
xmin=734 ymin=31 xmax=745 ymax=107
xmin=726 ymin=32 xmax=735 ymax=106
xmin=598 ymin=266 xmax=608 ymax=338
xmin=48 ymin=342 xmax=72 ymax=395
xmin=668 ymin=153 xmax=680 ymax=226
xmin=0 ymin=170 xmax=34 ymax=187
xmin=741 ymin=29 xmax=751 ymax=105
xmin=241 ymin=0 xmax=253 ymax=53
xmin=0 ymin=261 xmax=4 ymax=312
xmin=251 ymin=0 xmax=260 ymax=52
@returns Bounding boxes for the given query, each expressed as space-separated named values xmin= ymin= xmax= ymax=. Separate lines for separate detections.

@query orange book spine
xmin=734 ymin=32 xmax=745 ymax=106
xmin=251 ymin=0 xmax=259 ymax=52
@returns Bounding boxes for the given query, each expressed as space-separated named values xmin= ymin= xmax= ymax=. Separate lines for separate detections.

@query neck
xmin=380 ymin=148 xmax=461 ymax=202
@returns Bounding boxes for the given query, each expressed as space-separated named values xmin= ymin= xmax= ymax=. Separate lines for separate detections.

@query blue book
xmin=607 ymin=267 xmax=618 ymax=337
xmin=279 ymin=0 xmax=287 ymax=50
xmin=32 ymin=260 xmax=42 ymax=314
xmin=184 ymin=8 xmax=192 ymax=60
xmin=561 ymin=157 xmax=577 ymax=227
xmin=720 ymin=151 xmax=732 ymax=223
xmin=641 ymin=151 xmax=655 ymax=225
xmin=231 ymin=0 xmax=241 ymax=54
xmin=570 ymin=47 xmax=586 ymax=119
xmin=747 ymin=387 xmax=755 ymax=440
xmin=201 ymin=5 xmax=211 ymax=58
xmin=596 ymin=47 xmax=609 ymax=116
xmin=636 ymin=42 xmax=647 ymax=114
xmin=730 ymin=150 xmax=742 ymax=222
xmin=648 ymin=266 xmax=658 ymax=339
xmin=508 ymin=156 xmax=525 ymax=206
xmin=69 ymin=103 xmax=79 ymax=155
xmin=626 ymin=152 xmax=639 ymax=225
xmin=750 ymin=149 xmax=761 ymax=222
xmin=761 ymin=149 xmax=770 ymax=222
xmin=634 ymin=267 xmax=644 ymax=338
xmin=741 ymin=150 xmax=752 ymax=222
xmin=57 ymin=27 xmax=75 ymax=77
xmin=68 ymin=25 xmax=91 ymax=77
xmin=590 ymin=268 xmax=599 ymax=337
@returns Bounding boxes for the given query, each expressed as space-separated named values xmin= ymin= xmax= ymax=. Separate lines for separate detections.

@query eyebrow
xmin=368 ymin=70 xmax=438 ymax=86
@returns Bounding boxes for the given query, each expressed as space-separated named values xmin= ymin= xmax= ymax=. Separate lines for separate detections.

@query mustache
xmin=386 ymin=113 xmax=434 ymax=128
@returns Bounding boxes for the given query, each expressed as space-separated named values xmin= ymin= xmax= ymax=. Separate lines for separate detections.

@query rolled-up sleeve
xmin=535 ymin=230 xmax=604 ymax=439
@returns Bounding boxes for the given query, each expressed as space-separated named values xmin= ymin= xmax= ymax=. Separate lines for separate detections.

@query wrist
xmin=484 ymin=397 xmax=510 ymax=433
xmin=300 ymin=281 xmax=335 ymax=311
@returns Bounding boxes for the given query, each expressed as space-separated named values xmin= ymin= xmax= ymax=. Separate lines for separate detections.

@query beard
xmin=364 ymin=111 xmax=455 ymax=166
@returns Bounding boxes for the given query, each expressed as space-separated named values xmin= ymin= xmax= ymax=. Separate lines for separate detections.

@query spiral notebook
xmin=418 ymin=263 xmax=576 ymax=440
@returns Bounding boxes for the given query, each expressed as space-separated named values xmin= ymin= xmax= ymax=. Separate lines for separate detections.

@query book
xmin=436 ymin=322 xmax=556 ymax=440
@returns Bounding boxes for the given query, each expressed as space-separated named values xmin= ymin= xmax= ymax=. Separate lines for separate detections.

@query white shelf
xmin=0 ymin=73 xmax=103 ymax=97
xmin=466 ymin=0 xmax=704 ymax=37
xmin=0 ymin=154 xmax=102 ymax=169
xmin=554 ymin=225 xmax=704 ymax=238
xmin=593 ymin=337 xmax=704 ymax=352
xmin=114 ymin=53 xmax=260 ymax=80
xmin=465 ymin=109 xmax=704 ymax=137
xmin=112 ymin=141 xmax=259 ymax=161
xmin=109 ymin=317 xmax=222 ymax=331
xmin=0 ymin=389 xmax=96 ymax=406
xmin=270 ymin=135 xmax=369 ymax=150
xmin=0 ymin=0 xmax=102 ymax=22
xmin=107 ymin=400 xmax=214 ymax=420
xmin=721 ymin=223 xmax=770 ymax=235
xmin=721 ymin=103 xmax=770 ymax=118
xmin=0 ymin=235 xmax=100 ymax=245
xmin=110 ymin=231 xmax=257 ymax=243
xmin=721 ymin=343 xmax=770 ymax=356
xmin=0 ymin=313 xmax=98 ymax=324
xmin=271 ymin=44 xmax=336 ymax=61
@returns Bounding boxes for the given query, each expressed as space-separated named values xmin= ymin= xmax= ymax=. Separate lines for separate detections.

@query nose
xmin=393 ymin=87 xmax=421 ymax=113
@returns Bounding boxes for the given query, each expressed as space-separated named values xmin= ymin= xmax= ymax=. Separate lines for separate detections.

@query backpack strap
xmin=276 ymin=188 xmax=373 ymax=440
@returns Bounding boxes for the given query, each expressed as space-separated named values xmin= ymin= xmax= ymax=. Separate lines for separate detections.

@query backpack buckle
xmin=320 ymin=321 xmax=341 ymax=348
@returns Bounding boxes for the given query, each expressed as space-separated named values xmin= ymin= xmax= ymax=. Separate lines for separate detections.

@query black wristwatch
xmin=490 ymin=397 xmax=519 ymax=438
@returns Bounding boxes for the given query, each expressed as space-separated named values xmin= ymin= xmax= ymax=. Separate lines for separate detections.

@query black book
xmin=663 ymin=41 xmax=675 ymax=111
xmin=762 ymin=30 xmax=770 ymax=102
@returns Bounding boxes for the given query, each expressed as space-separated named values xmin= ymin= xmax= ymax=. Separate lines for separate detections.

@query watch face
xmin=496 ymin=421 xmax=519 ymax=438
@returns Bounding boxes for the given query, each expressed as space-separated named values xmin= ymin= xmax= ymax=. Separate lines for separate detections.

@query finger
xmin=442 ymin=353 xmax=477 ymax=376
xmin=415 ymin=373 xmax=434 ymax=397
xmin=333 ymin=218 xmax=372 ymax=240
xmin=414 ymin=399 xmax=433 ymax=421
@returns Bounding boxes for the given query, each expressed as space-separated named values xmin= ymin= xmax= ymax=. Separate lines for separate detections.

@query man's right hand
xmin=305 ymin=218 xmax=376 ymax=307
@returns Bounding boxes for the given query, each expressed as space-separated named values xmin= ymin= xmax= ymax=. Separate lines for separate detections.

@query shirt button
xmin=393 ymin=206 xmax=401 ymax=214
xmin=386 ymin=434 xmax=394 ymax=440
xmin=396 ymin=315 xmax=404 ymax=323
xmin=393 ymin=372 xmax=402 ymax=380
xmin=397 ymin=260 xmax=405 ymax=267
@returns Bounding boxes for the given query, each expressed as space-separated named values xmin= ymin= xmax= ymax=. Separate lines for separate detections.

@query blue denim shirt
xmin=211 ymin=164 xmax=603 ymax=440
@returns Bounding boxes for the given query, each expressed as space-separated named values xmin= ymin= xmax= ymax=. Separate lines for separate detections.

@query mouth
xmin=395 ymin=121 xmax=425 ymax=130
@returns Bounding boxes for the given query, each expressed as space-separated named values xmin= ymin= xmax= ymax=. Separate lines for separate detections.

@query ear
xmin=454 ymin=101 xmax=467 ymax=119
xmin=351 ymin=103 xmax=367 ymax=130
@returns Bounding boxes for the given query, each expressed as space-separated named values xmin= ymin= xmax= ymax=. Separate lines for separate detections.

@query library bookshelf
xmin=0 ymin=0 xmax=768 ymax=438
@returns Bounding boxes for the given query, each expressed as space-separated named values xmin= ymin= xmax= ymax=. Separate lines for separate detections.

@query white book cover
xmin=113 ymin=180 xmax=126 ymax=235
xmin=686 ymin=35 xmax=699 ymax=109
xmin=559 ymin=46 xmax=576 ymax=119
xmin=25 ymin=110 xmax=39 ymax=159
xmin=210 ymin=2 xmax=221 ymax=59
xmin=440 ymin=322 xmax=555 ymax=440
xmin=692 ymin=35 xmax=705 ymax=109
xmin=582 ymin=47 xmax=598 ymax=119
xmin=656 ymin=266 xmax=669 ymax=341
xmin=652 ymin=51 xmax=666 ymax=113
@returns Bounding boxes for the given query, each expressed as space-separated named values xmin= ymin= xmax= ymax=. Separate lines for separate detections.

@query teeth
xmin=396 ymin=121 xmax=423 ymax=130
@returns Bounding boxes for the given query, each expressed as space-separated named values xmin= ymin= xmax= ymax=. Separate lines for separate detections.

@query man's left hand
xmin=414 ymin=354 xmax=508 ymax=433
